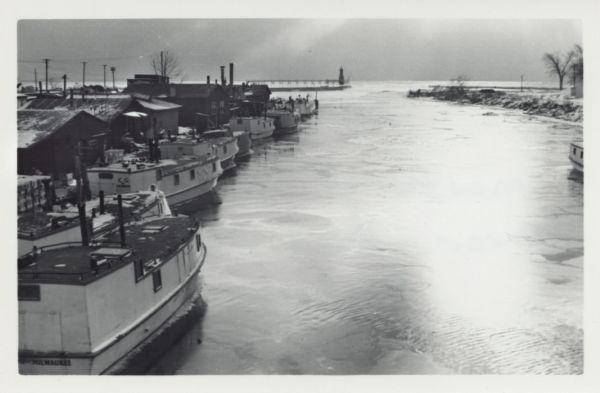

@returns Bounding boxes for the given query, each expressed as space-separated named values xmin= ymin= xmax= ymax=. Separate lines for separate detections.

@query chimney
xmin=229 ymin=63 xmax=234 ymax=86
xmin=62 ymin=74 xmax=67 ymax=98
xmin=220 ymin=66 xmax=226 ymax=86
xmin=206 ymin=75 xmax=210 ymax=84
xmin=38 ymin=81 xmax=42 ymax=93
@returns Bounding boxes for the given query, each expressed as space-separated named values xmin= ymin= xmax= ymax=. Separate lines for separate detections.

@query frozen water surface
xmin=149 ymin=82 xmax=583 ymax=375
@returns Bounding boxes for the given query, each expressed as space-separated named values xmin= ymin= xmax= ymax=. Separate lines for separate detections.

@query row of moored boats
xmin=17 ymin=96 xmax=318 ymax=374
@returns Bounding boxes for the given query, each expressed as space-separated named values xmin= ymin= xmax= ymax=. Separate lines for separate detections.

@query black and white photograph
xmin=5 ymin=0 xmax=600 ymax=391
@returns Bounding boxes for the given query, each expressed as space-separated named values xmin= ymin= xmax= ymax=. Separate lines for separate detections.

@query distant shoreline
xmin=408 ymin=86 xmax=582 ymax=123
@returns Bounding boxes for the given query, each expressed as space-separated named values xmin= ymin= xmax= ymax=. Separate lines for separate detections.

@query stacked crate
xmin=17 ymin=175 xmax=52 ymax=214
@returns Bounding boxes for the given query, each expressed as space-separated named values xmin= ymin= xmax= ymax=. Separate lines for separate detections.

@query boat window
xmin=152 ymin=270 xmax=163 ymax=292
xmin=190 ymin=169 xmax=195 ymax=180
xmin=174 ymin=174 xmax=180 ymax=186
xmin=18 ymin=285 xmax=40 ymax=301
xmin=99 ymin=172 xmax=114 ymax=179
xmin=196 ymin=233 xmax=202 ymax=252
xmin=237 ymin=118 xmax=242 ymax=125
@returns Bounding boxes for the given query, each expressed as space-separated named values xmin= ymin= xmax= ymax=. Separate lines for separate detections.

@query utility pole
xmin=82 ymin=61 xmax=87 ymax=88
xmin=43 ymin=58 xmax=50 ymax=92
xmin=103 ymin=64 xmax=107 ymax=89
xmin=520 ymin=74 xmax=524 ymax=92
xmin=160 ymin=51 xmax=164 ymax=77
xmin=110 ymin=66 xmax=116 ymax=90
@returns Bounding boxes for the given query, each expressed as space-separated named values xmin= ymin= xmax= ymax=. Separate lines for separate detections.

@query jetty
xmin=247 ymin=67 xmax=351 ymax=92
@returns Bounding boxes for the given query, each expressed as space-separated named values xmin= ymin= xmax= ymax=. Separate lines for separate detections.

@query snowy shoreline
xmin=408 ymin=87 xmax=583 ymax=123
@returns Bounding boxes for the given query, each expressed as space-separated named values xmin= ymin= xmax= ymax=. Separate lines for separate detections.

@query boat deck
xmin=18 ymin=216 xmax=199 ymax=285
xmin=18 ymin=192 xmax=159 ymax=240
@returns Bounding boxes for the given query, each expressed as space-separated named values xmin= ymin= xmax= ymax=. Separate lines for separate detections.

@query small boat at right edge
xmin=569 ymin=142 xmax=583 ymax=174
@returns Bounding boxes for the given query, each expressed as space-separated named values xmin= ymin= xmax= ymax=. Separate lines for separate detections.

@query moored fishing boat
xmin=200 ymin=129 xmax=240 ymax=174
xmin=87 ymin=145 xmax=222 ymax=209
xmin=228 ymin=116 xmax=275 ymax=141
xmin=18 ymin=188 xmax=163 ymax=257
xmin=569 ymin=142 xmax=583 ymax=174
xmin=266 ymin=110 xmax=301 ymax=136
xmin=18 ymin=197 xmax=207 ymax=374
xmin=231 ymin=130 xmax=252 ymax=160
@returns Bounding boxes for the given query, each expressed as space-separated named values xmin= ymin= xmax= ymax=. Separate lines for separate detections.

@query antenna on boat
xmin=117 ymin=194 xmax=126 ymax=248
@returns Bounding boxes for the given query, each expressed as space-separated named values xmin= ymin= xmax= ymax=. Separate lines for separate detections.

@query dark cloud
xmin=18 ymin=19 xmax=581 ymax=84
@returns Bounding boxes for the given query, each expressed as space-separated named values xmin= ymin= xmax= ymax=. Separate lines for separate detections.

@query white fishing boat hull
xmin=19 ymin=239 xmax=207 ymax=375
xmin=166 ymin=177 xmax=219 ymax=208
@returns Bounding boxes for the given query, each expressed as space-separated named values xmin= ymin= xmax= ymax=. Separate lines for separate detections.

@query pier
xmin=246 ymin=79 xmax=350 ymax=92
xmin=247 ymin=67 xmax=351 ymax=92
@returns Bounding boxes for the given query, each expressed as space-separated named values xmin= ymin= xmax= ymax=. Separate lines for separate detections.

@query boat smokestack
xmin=78 ymin=203 xmax=89 ymax=246
xmin=62 ymin=74 xmax=67 ymax=98
xmin=118 ymin=194 xmax=126 ymax=247
xmin=229 ymin=63 xmax=234 ymax=87
xmin=220 ymin=66 xmax=226 ymax=86
xmin=99 ymin=190 xmax=105 ymax=214
xmin=206 ymin=75 xmax=210 ymax=84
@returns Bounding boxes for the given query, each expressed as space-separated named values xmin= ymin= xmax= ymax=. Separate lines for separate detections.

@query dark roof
xmin=124 ymin=84 xmax=170 ymax=97
xmin=134 ymin=97 xmax=181 ymax=111
xmin=18 ymin=110 xmax=81 ymax=148
xmin=18 ymin=110 xmax=107 ymax=149
xmin=249 ymin=84 xmax=272 ymax=96
xmin=170 ymin=84 xmax=228 ymax=99
xmin=125 ymin=83 xmax=229 ymax=100
xmin=24 ymin=96 xmax=133 ymax=122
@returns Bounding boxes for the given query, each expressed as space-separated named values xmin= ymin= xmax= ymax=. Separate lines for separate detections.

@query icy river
xmin=149 ymin=81 xmax=583 ymax=374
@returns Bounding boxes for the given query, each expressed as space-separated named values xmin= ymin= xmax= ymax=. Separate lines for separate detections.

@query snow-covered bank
xmin=408 ymin=87 xmax=583 ymax=122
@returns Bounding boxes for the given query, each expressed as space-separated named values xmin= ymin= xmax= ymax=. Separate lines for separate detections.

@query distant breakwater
xmin=407 ymin=87 xmax=582 ymax=122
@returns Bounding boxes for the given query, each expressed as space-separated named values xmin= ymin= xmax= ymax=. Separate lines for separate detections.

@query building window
xmin=190 ymin=169 xmax=195 ymax=180
xmin=573 ymin=147 xmax=577 ymax=155
xmin=211 ymin=102 xmax=217 ymax=114
xmin=152 ymin=270 xmax=163 ymax=292
xmin=212 ymin=162 xmax=217 ymax=172
xmin=174 ymin=174 xmax=180 ymax=186
xmin=224 ymin=145 xmax=227 ymax=154
xmin=580 ymin=151 xmax=583 ymax=159
xmin=196 ymin=233 xmax=202 ymax=252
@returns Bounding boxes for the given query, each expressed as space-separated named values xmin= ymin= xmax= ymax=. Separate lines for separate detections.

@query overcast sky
xmin=18 ymin=19 xmax=581 ymax=84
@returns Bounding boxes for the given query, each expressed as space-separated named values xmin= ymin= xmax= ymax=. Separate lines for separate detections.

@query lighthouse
xmin=338 ymin=66 xmax=345 ymax=85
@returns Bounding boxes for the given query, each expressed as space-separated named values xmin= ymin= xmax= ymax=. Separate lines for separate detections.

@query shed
xmin=18 ymin=110 xmax=108 ymax=180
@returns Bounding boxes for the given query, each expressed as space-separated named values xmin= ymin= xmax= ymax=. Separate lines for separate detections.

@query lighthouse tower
xmin=338 ymin=67 xmax=345 ymax=85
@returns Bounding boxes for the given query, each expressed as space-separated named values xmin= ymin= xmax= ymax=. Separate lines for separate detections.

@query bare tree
xmin=570 ymin=44 xmax=583 ymax=83
xmin=543 ymin=51 xmax=575 ymax=90
xmin=150 ymin=50 xmax=182 ymax=80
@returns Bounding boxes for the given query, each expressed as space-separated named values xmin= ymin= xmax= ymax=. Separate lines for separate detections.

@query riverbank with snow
xmin=408 ymin=86 xmax=583 ymax=122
